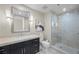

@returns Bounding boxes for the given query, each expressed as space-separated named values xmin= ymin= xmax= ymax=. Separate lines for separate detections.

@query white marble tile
xmin=37 ymin=46 xmax=63 ymax=54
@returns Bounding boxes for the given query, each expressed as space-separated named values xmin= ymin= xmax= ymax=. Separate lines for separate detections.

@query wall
xmin=59 ymin=10 xmax=79 ymax=49
xmin=0 ymin=4 xmax=44 ymax=39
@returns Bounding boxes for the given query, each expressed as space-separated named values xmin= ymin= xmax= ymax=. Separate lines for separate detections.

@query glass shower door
xmin=51 ymin=15 xmax=61 ymax=45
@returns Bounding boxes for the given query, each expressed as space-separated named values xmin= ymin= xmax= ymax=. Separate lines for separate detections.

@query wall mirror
xmin=11 ymin=7 xmax=30 ymax=33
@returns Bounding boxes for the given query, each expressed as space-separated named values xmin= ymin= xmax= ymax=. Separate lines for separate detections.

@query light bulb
xmin=63 ymin=8 xmax=66 ymax=12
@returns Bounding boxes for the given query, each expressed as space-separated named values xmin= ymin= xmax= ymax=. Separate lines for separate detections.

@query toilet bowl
xmin=40 ymin=40 xmax=50 ymax=49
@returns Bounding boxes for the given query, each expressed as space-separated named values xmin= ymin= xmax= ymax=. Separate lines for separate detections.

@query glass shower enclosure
xmin=51 ymin=13 xmax=79 ymax=54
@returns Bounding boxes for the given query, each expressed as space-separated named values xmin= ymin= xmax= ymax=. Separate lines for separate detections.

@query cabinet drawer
xmin=33 ymin=38 xmax=39 ymax=42
xmin=8 ymin=40 xmax=31 ymax=49
xmin=31 ymin=47 xmax=39 ymax=54
xmin=31 ymin=44 xmax=39 ymax=48
xmin=32 ymin=38 xmax=39 ymax=44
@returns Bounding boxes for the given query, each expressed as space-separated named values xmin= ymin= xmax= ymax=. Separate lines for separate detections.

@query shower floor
xmin=54 ymin=43 xmax=79 ymax=54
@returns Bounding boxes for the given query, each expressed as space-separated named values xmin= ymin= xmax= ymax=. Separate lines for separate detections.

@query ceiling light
xmin=42 ymin=5 xmax=48 ymax=9
xmin=63 ymin=8 xmax=66 ymax=12
xmin=57 ymin=4 xmax=60 ymax=6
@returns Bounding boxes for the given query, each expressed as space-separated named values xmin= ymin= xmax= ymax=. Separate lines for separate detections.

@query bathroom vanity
xmin=0 ymin=35 xmax=39 ymax=54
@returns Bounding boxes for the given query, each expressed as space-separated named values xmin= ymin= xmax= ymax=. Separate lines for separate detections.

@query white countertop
xmin=0 ymin=34 xmax=39 ymax=47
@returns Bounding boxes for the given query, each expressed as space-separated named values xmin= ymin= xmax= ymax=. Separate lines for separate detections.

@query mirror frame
xmin=11 ymin=7 xmax=30 ymax=33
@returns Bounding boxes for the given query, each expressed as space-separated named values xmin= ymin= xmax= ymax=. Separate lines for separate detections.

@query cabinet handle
xmin=34 ymin=50 xmax=38 ymax=53
xmin=0 ymin=49 xmax=5 ymax=51
xmin=34 ymin=40 xmax=38 ymax=41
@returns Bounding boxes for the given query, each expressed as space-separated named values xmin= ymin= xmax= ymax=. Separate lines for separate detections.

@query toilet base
xmin=40 ymin=41 xmax=50 ymax=49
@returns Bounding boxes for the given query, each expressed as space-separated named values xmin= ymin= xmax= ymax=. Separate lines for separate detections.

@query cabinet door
xmin=0 ymin=48 xmax=6 ymax=54
xmin=23 ymin=42 xmax=31 ymax=54
xmin=0 ymin=46 xmax=10 ymax=54
xmin=30 ymin=38 xmax=39 ymax=54
xmin=8 ymin=48 xmax=23 ymax=54
xmin=9 ymin=40 xmax=31 ymax=54
xmin=31 ymin=43 xmax=39 ymax=54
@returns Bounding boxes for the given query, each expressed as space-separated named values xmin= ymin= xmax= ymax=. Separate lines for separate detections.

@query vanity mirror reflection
xmin=11 ymin=7 xmax=30 ymax=33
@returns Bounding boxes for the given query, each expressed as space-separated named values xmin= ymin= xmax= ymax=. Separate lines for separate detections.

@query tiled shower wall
xmin=59 ymin=10 xmax=79 ymax=49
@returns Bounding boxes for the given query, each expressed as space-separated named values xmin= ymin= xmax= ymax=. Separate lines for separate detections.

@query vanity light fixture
xmin=30 ymin=15 xmax=33 ymax=21
xmin=29 ymin=15 xmax=34 ymax=25
xmin=57 ymin=4 xmax=60 ymax=6
xmin=6 ymin=18 xmax=12 ymax=25
xmin=63 ymin=8 xmax=66 ymax=12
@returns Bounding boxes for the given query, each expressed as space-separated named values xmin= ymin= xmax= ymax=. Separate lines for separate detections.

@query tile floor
xmin=37 ymin=46 xmax=63 ymax=54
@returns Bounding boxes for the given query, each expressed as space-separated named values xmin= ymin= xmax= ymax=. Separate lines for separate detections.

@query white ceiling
xmin=26 ymin=4 xmax=79 ymax=15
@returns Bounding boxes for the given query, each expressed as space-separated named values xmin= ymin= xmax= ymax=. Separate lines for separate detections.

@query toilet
xmin=39 ymin=33 xmax=50 ymax=50
xmin=40 ymin=40 xmax=50 ymax=49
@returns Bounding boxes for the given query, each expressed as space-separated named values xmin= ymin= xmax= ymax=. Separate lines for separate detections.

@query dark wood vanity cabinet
xmin=0 ymin=38 xmax=39 ymax=54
